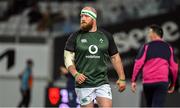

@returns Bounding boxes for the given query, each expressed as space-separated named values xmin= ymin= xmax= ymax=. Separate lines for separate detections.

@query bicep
xmin=110 ymin=53 xmax=120 ymax=63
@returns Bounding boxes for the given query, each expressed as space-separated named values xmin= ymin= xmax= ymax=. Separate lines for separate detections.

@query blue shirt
xmin=21 ymin=67 xmax=32 ymax=91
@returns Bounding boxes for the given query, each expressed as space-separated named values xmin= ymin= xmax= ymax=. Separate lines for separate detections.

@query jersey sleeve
xmin=101 ymin=30 xmax=118 ymax=56
xmin=64 ymin=32 xmax=78 ymax=52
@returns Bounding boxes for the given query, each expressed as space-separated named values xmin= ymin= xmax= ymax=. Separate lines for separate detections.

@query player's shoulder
xmin=98 ymin=28 xmax=112 ymax=36
xmin=67 ymin=30 xmax=84 ymax=40
xmin=70 ymin=30 xmax=82 ymax=37
xmin=97 ymin=28 xmax=113 ymax=40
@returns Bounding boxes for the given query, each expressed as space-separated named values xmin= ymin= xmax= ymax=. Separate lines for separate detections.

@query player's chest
xmin=76 ymin=34 xmax=109 ymax=51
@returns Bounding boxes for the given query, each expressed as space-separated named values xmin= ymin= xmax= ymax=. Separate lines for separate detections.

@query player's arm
xmin=64 ymin=50 xmax=76 ymax=76
xmin=64 ymin=32 xmax=78 ymax=76
xmin=102 ymin=29 xmax=125 ymax=80
xmin=103 ymin=29 xmax=126 ymax=92
xmin=111 ymin=53 xmax=125 ymax=81
xmin=64 ymin=50 xmax=87 ymax=84
xmin=111 ymin=53 xmax=126 ymax=92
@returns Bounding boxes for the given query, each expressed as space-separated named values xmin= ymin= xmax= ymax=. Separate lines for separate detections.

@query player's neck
xmin=89 ymin=25 xmax=97 ymax=32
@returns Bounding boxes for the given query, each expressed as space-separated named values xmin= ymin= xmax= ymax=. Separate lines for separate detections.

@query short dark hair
xmin=27 ymin=59 xmax=33 ymax=65
xmin=149 ymin=24 xmax=163 ymax=38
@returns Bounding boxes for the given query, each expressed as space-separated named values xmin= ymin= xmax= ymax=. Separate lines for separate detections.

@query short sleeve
xmin=64 ymin=32 xmax=78 ymax=52
xmin=101 ymin=30 xmax=118 ymax=56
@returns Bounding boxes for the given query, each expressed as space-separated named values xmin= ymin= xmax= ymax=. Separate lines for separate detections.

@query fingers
xmin=119 ymin=84 xmax=126 ymax=92
xmin=131 ymin=82 xmax=136 ymax=93
xmin=76 ymin=73 xmax=87 ymax=84
xmin=116 ymin=81 xmax=126 ymax=92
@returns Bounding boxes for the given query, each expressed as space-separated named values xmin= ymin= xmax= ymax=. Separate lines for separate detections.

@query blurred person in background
xmin=3 ymin=0 xmax=28 ymax=20
xmin=59 ymin=66 xmax=77 ymax=106
xmin=28 ymin=2 xmax=42 ymax=25
xmin=18 ymin=59 xmax=34 ymax=107
xmin=59 ymin=66 xmax=75 ymax=90
xmin=131 ymin=24 xmax=178 ymax=107
xmin=64 ymin=6 xmax=126 ymax=107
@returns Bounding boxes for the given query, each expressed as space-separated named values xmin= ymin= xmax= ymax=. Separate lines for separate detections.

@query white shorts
xmin=75 ymin=84 xmax=112 ymax=105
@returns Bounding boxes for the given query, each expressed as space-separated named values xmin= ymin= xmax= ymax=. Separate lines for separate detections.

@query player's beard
xmin=80 ymin=20 xmax=93 ymax=31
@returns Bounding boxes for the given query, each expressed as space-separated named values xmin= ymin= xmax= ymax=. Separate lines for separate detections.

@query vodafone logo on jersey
xmin=88 ymin=45 xmax=98 ymax=54
xmin=86 ymin=45 xmax=100 ymax=59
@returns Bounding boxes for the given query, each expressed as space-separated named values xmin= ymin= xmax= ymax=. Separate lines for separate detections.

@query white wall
xmin=0 ymin=43 xmax=50 ymax=78
xmin=0 ymin=43 xmax=51 ymax=107
xmin=0 ymin=78 xmax=47 ymax=107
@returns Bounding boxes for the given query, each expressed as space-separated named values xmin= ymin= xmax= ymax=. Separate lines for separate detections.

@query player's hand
xmin=131 ymin=82 xmax=137 ymax=93
xmin=75 ymin=72 xmax=87 ymax=84
xmin=168 ymin=84 xmax=175 ymax=94
xmin=116 ymin=79 xmax=126 ymax=92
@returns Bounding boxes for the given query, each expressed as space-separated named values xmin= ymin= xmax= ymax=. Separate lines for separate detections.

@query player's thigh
xmin=75 ymin=87 xmax=96 ymax=106
xmin=95 ymin=84 xmax=112 ymax=107
xmin=81 ymin=101 xmax=94 ymax=108
xmin=96 ymin=96 xmax=112 ymax=107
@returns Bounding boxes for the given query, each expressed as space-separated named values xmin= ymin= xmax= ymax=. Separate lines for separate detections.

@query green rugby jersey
xmin=65 ymin=29 xmax=118 ymax=88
